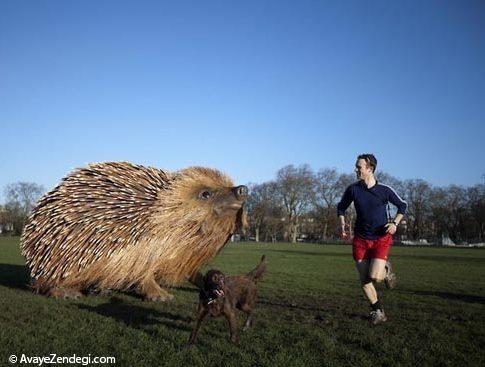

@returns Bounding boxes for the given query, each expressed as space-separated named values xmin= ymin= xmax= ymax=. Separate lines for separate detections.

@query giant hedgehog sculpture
xmin=21 ymin=162 xmax=248 ymax=301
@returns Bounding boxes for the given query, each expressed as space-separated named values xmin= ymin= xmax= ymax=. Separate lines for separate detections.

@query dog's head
xmin=202 ymin=269 xmax=225 ymax=302
xmin=204 ymin=269 xmax=225 ymax=290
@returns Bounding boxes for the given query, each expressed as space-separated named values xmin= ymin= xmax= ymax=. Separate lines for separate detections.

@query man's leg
xmin=354 ymin=237 xmax=378 ymax=304
xmin=355 ymin=259 xmax=378 ymax=304
xmin=355 ymin=258 xmax=387 ymax=325
xmin=384 ymin=261 xmax=397 ymax=289
xmin=364 ymin=258 xmax=388 ymax=324
xmin=374 ymin=234 xmax=396 ymax=289
xmin=353 ymin=237 xmax=387 ymax=324
xmin=369 ymin=258 xmax=387 ymax=282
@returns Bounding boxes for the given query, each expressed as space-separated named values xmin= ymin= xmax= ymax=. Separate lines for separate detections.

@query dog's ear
xmin=188 ymin=271 xmax=205 ymax=289
xmin=204 ymin=271 xmax=211 ymax=285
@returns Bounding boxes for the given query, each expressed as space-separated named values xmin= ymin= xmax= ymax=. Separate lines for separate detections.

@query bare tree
xmin=314 ymin=168 xmax=341 ymax=241
xmin=265 ymin=212 xmax=285 ymax=243
xmin=3 ymin=182 xmax=44 ymax=235
xmin=375 ymin=171 xmax=403 ymax=191
xmin=335 ymin=173 xmax=356 ymax=237
xmin=276 ymin=164 xmax=314 ymax=243
xmin=429 ymin=185 xmax=468 ymax=243
xmin=402 ymin=179 xmax=431 ymax=240
xmin=247 ymin=181 xmax=281 ymax=242
xmin=467 ymin=184 xmax=485 ymax=241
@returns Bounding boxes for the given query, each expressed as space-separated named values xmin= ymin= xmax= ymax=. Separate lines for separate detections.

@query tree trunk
xmin=291 ymin=223 xmax=298 ymax=244
xmin=322 ymin=221 xmax=328 ymax=241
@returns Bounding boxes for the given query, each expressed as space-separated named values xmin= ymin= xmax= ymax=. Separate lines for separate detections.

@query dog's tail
xmin=246 ymin=255 xmax=266 ymax=282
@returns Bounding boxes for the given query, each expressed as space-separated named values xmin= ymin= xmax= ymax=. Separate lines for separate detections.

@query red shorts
xmin=352 ymin=234 xmax=393 ymax=261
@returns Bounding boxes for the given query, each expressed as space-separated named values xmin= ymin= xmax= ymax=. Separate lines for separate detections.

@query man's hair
xmin=357 ymin=153 xmax=377 ymax=173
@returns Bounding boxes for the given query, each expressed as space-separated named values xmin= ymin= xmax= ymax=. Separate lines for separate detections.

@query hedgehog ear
xmin=236 ymin=204 xmax=249 ymax=235
xmin=171 ymin=172 xmax=184 ymax=182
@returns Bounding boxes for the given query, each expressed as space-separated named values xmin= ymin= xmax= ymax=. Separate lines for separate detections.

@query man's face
xmin=355 ymin=159 xmax=373 ymax=180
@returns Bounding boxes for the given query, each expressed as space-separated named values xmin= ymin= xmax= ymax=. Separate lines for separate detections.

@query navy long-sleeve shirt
xmin=337 ymin=180 xmax=407 ymax=240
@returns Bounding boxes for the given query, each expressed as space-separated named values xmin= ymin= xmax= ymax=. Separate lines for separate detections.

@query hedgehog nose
xmin=233 ymin=185 xmax=248 ymax=200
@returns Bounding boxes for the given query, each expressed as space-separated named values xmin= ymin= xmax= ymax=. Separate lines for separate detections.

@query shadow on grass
xmin=399 ymin=289 xmax=485 ymax=305
xmin=78 ymin=297 xmax=194 ymax=333
xmin=172 ymin=285 xmax=199 ymax=294
xmin=258 ymin=297 xmax=335 ymax=313
xmin=0 ymin=263 xmax=30 ymax=290
xmin=258 ymin=297 xmax=370 ymax=324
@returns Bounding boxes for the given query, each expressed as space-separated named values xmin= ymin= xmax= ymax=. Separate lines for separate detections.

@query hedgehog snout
xmin=233 ymin=185 xmax=248 ymax=200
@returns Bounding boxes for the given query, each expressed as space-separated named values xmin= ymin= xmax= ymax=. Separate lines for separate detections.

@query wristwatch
xmin=392 ymin=221 xmax=398 ymax=226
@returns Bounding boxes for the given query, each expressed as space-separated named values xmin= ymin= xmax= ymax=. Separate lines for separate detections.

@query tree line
xmin=246 ymin=165 xmax=485 ymax=245
xmin=1 ymin=168 xmax=484 ymax=244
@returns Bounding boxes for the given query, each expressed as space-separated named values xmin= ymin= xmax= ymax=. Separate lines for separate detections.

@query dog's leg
xmin=243 ymin=313 xmax=252 ymax=331
xmin=224 ymin=311 xmax=238 ymax=343
xmin=241 ymin=304 xmax=253 ymax=331
xmin=187 ymin=305 xmax=208 ymax=346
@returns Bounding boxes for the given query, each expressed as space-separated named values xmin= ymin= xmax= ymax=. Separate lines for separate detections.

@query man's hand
xmin=385 ymin=222 xmax=397 ymax=235
xmin=340 ymin=223 xmax=349 ymax=239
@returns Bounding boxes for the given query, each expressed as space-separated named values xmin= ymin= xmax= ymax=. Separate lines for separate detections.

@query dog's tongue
xmin=214 ymin=289 xmax=225 ymax=298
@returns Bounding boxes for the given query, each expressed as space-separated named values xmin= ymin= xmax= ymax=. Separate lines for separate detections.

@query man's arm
xmin=387 ymin=186 xmax=407 ymax=216
xmin=337 ymin=186 xmax=353 ymax=238
xmin=338 ymin=214 xmax=348 ymax=238
xmin=385 ymin=186 xmax=407 ymax=234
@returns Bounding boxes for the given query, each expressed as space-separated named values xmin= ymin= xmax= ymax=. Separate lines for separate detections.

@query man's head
xmin=355 ymin=154 xmax=377 ymax=180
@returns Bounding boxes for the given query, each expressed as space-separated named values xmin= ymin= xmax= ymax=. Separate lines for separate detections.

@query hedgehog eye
xmin=199 ymin=190 xmax=213 ymax=200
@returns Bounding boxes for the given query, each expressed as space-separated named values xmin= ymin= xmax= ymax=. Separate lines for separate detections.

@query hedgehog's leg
xmin=33 ymin=278 xmax=83 ymax=299
xmin=47 ymin=286 xmax=83 ymax=300
xmin=139 ymin=274 xmax=174 ymax=302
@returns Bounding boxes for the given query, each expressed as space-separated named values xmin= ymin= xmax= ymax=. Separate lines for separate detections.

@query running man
xmin=337 ymin=153 xmax=407 ymax=324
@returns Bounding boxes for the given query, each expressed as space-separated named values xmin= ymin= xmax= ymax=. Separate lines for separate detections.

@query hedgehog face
xmin=180 ymin=184 xmax=246 ymax=218
xmin=197 ymin=185 xmax=247 ymax=218
xmin=164 ymin=167 xmax=248 ymax=232
xmin=173 ymin=168 xmax=245 ymax=214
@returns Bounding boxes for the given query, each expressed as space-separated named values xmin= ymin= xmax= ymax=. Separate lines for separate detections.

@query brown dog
xmin=188 ymin=255 xmax=266 ymax=345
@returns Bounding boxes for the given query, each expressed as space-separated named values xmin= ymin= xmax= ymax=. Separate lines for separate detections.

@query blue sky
xmin=1 ymin=0 xmax=484 ymax=202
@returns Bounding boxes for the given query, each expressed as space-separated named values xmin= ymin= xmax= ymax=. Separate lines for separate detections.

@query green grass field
xmin=1 ymin=237 xmax=484 ymax=367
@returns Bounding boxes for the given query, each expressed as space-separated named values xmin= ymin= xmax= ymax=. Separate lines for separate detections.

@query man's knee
xmin=369 ymin=275 xmax=385 ymax=283
xmin=363 ymin=274 xmax=384 ymax=284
